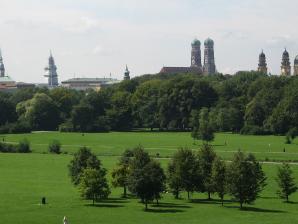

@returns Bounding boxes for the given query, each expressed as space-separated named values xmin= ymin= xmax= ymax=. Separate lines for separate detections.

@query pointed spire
xmin=124 ymin=65 xmax=130 ymax=80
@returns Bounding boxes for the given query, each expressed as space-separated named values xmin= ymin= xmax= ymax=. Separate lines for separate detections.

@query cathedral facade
xmin=160 ymin=38 xmax=216 ymax=75
xmin=258 ymin=51 xmax=268 ymax=74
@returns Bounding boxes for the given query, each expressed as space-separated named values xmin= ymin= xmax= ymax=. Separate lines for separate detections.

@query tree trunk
xmin=208 ymin=192 xmax=211 ymax=200
xmin=123 ymin=186 xmax=127 ymax=198
xmin=93 ymin=197 xmax=95 ymax=206
xmin=187 ymin=191 xmax=190 ymax=200
xmin=240 ymin=201 xmax=243 ymax=209
xmin=287 ymin=195 xmax=289 ymax=203
xmin=156 ymin=198 xmax=159 ymax=206
xmin=221 ymin=196 xmax=224 ymax=206
xmin=175 ymin=190 xmax=179 ymax=199
xmin=145 ymin=200 xmax=148 ymax=210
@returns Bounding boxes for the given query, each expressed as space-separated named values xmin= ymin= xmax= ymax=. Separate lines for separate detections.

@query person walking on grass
xmin=63 ymin=216 xmax=68 ymax=224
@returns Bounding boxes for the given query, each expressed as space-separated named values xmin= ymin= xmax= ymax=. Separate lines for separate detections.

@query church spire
xmin=258 ymin=50 xmax=267 ymax=74
xmin=0 ymin=49 xmax=6 ymax=77
xmin=44 ymin=51 xmax=59 ymax=87
xmin=124 ymin=65 xmax=130 ymax=80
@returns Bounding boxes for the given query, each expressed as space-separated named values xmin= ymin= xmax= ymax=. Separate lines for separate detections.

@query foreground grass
xmin=0 ymin=153 xmax=297 ymax=224
xmin=1 ymin=132 xmax=298 ymax=161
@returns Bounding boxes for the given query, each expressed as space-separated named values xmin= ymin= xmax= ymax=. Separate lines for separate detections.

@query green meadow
xmin=2 ymin=131 xmax=298 ymax=161
xmin=0 ymin=132 xmax=298 ymax=224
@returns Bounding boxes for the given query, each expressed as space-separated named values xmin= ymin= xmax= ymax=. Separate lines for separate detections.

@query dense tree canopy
xmin=1 ymin=71 xmax=298 ymax=134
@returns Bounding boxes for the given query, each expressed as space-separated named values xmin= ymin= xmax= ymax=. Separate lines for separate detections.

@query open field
xmin=0 ymin=153 xmax=298 ymax=224
xmin=0 ymin=132 xmax=298 ymax=224
xmin=2 ymin=131 xmax=298 ymax=161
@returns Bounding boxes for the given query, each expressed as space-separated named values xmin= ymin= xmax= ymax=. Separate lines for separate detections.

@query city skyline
xmin=1 ymin=0 xmax=298 ymax=82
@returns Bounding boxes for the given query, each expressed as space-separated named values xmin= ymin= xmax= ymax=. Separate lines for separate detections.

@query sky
xmin=1 ymin=0 xmax=298 ymax=83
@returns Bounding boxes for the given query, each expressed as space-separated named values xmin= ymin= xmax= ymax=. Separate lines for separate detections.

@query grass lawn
xmin=1 ymin=131 xmax=298 ymax=161
xmin=0 ymin=153 xmax=298 ymax=224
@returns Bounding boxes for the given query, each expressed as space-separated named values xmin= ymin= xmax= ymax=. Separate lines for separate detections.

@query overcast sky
xmin=1 ymin=0 xmax=298 ymax=83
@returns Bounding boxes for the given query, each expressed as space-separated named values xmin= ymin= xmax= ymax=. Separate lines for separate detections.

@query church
xmin=258 ymin=49 xmax=298 ymax=76
xmin=160 ymin=38 xmax=217 ymax=75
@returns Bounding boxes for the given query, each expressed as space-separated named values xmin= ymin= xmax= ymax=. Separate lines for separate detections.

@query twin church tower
xmin=160 ymin=38 xmax=216 ymax=75
xmin=191 ymin=38 xmax=216 ymax=75
xmin=258 ymin=49 xmax=298 ymax=76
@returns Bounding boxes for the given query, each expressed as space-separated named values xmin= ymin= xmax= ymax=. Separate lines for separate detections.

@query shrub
xmin=0 ymin=142 xmax=17 ymax=153
xmin=48 ymin=140 xmax=61 ymax=154
xmin=18 ymin=139 xmax=31 ymax=153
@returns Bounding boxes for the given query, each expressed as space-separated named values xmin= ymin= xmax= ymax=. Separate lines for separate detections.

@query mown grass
xmin=1 ymin=131 xmax=298 ymax=161
xmin=0 ymin=153 xmax=297 ymax=224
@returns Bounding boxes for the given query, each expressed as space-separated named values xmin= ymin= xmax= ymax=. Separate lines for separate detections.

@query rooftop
xmin=0 ymin=76 xmax=15 ymax=83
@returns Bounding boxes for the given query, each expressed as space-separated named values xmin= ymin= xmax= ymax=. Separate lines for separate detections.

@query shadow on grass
xmin=190 ymin=198 xmax=233 ymax=205
xmin=259 ymin=196 xmax=278 ymax=200
xmin=97 ymin=198 xmax=129 ymax=204
xmin=285 ymin=201 xmax=298 ymax=204
xmin=151 ymin=202 xmax=192 ymax=209
xmin=145 ymin=208 xmax=185 ymax=213
xmin=85 ymin=203 xmax=124 ymax=208
xmin=224 ymin=206 xmax=286 ymax=213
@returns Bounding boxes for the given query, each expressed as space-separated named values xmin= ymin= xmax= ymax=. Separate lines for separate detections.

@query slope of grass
xmin=0 ymin=153 xmax=297 ymax=224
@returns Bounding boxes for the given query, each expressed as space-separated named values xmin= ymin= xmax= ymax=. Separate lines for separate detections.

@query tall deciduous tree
xmin=276 ymin=163 xmax=298 ymax=202
xmin=68 ymin=147 xmax=101 ymax=185
xmin=111 ymin=150 xmax=133 ymax=198
xmin=211 ymin=157 xmax=227 ymax=206
xmin=128 ymin=147 xmax=166 ymax=210
xmin=198 ymin=144 xmax=217 ymax=199
xmin=79 ymin=168 xmax=110 ymax=205
xmin=168 ymin=148 xmax=199 ymax=200
xmin=227 ymin=152 xmax=267 ymax=209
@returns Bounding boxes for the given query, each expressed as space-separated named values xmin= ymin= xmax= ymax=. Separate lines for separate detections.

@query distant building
xmin=258 ymin=50 xmax=268 ymax=74
xmin=160 ymin=38 xmax=217 ymax=75
xmin=61 ymin=77 xmax=120 ymax=91
xmin=294 ymin=56 xmax=298 ymax=76
xmin=44 ymin=52 xmax=59 ymax=87
xmin=124 ymin=65 xmax=131 ymax=80
xmin=0 ymin=49 xmax=5 ymax=77
xmin=203 ymin=38 xmax=216 ymax=75
xmin=191 ymin=39 xmax=203 ymax=70
xmin=0 ymin=50 xmax=17 ymax=92
xmin=281 ymin=49 xmax=291 ymax=76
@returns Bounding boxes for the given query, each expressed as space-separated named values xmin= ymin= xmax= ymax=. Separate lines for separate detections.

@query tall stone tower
xmin=258 ymin=50 xmax=268 ymax=74
xmin=0 ymin=49 xmax=6 ymax=77
xmin=203 ymin=38 xmax=216 ymax=75
xmin=124 ymin=65 xmax=130 ymax=80
xmin=281 ymin=49 xmax=291 ymax=76
xmin=294 ymin=56 xmax=298 ymax=76
xmin=191 ymin=39 xmax=202 ymax=69
xmin=44 ymin=52 xmax=58 ymax=87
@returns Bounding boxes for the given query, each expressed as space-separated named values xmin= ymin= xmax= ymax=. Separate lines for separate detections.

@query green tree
xmin=16 ymin=93 xmax=60 ymax=131
xmin=276 ymin=163 xmax=298 ymax=202
xmin=71 ymin=103 xmax=94 ymax=132
xmin=227 ymin=152 xmax=267 ymax=209
xmin=68 ymin=147 xmax=101 ymax=185
xmin=111 ymin=150 xmax=133 ymax=198
xmin=168 ymin=148 xmax=199 ymax=200
xmin=211 ymin=157 xmax=227 ymax=206
xmin=79 ymin=168 xmax=110 ymax=205
xmin=128 ymin=160 xmax=166 ymax=210
xmin=198 ymin=144 xmax=217 ymax=199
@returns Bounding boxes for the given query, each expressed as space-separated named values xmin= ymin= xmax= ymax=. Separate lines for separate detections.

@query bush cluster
xmin=0 ymin=139 xmax=31 ymax=153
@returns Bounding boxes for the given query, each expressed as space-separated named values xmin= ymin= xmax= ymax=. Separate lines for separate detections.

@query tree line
xmin=68 ymin=145 xmax=297 ymax=210
xmin=1 ymin=71 xmax=298 ymax=136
